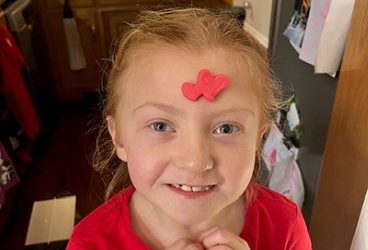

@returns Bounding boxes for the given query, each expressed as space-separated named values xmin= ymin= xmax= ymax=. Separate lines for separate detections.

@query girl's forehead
xmin=116 ymin=46 xmax=260 ymax=118
xmin=123 ymin=45 xmax=252 ymax=90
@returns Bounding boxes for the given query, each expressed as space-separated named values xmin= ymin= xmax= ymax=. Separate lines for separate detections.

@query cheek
xmin=124 ymin=142 xmax=167 ymax=188
xmin=227 ymin=148 xmax=255 ymax=175
xmin=216 ymin=139 xmax=257 ymax=184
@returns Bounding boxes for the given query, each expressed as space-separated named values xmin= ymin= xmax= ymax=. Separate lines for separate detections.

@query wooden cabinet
xmin=309 ymin=0 xmax=368 ymax=248
xmin=44 ymin=7 xmax=104 ymax=100
xmin=45 ymin=0 xmax=94 ymax=9
xmin=101 ymin=8 xmax=140 ymax=52
xmin=35 ymin=0 xmax=104 ymax=100
xmin=34 ymin=0 xmax=226 ymax=101
xmin=97 ymin=0 xmax=163 ymax=6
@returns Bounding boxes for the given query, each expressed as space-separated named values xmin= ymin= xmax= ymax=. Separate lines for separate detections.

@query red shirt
xmin=67 ymin=185 xmax=312 ymax=250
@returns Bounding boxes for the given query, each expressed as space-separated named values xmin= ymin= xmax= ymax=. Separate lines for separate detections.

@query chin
xmin=164 ymin=204 xmax=221 ymax=226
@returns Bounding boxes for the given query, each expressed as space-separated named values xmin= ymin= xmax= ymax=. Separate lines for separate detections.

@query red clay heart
xmin=181 ymin=69 xmax=230 ymax=102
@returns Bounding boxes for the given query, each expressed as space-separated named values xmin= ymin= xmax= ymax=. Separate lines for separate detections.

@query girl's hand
xmin=198 ymin=227 xmax=251 ymax=250
xmin=165 ymin=238 xmax=204 ymax=250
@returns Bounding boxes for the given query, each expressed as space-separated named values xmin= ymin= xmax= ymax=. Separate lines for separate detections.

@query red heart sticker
xmin=181 ymin=69 xmax=230 ymax=102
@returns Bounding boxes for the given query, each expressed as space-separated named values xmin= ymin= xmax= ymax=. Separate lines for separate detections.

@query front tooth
xmin=171 ymin=183 xmax=181 ymax=188
xmin=192 ymin=186 xmax=204 ymax=192
xmin=180 ymin=184 xmax=192 ymax=192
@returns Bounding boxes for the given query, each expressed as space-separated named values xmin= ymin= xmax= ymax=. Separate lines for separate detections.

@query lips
xmin=168 ymin=183 xmax=214 ymax=192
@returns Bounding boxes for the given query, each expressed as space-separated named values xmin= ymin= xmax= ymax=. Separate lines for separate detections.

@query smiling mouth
xmin=168 ymin=183 xmax=215 ymax=192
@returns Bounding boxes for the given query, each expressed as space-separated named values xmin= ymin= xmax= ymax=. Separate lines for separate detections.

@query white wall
xmin=233 ymin=0 xmax=274 ymax=48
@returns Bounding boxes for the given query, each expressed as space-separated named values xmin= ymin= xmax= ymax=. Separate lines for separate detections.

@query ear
xmin=257 ymin=124 xmax=269 ymax=149
xmin=106 ymin=116 xmax=128 ymax=162
xmin=259 ymin=124 xmax=269 ymax=139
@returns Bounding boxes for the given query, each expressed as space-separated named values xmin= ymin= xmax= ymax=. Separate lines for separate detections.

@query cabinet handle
xmin=244 ymin=1 xmax=252 ymax=9
xmin=91 ymin=24 xmax=96 ymax=37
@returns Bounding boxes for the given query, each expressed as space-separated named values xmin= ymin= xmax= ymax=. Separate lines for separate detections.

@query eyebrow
xmin=133 ymin=101 xmax=255 ymax=117
xmin=133 ymin=101 xmax=183 ymax=115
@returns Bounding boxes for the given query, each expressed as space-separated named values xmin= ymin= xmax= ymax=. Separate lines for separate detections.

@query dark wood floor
xmin=0 ymin=101 xmax=106 ymax=250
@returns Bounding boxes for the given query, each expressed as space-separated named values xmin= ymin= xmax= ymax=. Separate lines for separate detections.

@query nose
xmin=173 ymin=131 xmax=214 ymax=173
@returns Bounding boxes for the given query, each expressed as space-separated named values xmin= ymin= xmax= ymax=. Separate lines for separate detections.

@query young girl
xmin=67 ymin=8 xmax=312 ymax=250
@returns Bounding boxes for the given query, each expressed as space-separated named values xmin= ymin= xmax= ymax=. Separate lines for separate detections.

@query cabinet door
xmin=97 ymin=0 xmax=213 ymax=7
xmin=46 ymin=0 xmax=94 ymax=9
xmin=46 ymin=8 xmax=104 ymax=100
xmin=98 ymin=0 xmax=160 ymax=6
xmin=100 ymin=0 xmax=219 ymax=54
xmin=101 ymin=8 xmax=140 ymax=52
xmin=309 ymin=0 xmax=368 ymax=248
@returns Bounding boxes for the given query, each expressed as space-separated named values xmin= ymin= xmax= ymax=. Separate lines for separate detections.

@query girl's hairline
xmin=107 ymin=42 xmax=271 ymax=118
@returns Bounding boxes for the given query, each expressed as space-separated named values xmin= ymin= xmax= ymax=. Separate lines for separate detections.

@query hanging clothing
xmin=0 ymin=24 xmax=40 ymax=141
xmin=0 ymin=141 xmax=19 ymax=206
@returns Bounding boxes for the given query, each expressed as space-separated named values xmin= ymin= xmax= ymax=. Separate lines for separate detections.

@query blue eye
xmin=151 ymin=122 xmax=171 ymax=132
xmin=215 ymin=124 xmax=239 ymax=134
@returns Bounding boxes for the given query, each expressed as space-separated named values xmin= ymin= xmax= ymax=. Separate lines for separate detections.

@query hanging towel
xmin=299 ymin=0 xmax=332 ymax=66
xmin=63 ymin=0 xmax=87 ymax=71
xmin=315 ymin=0 xmax=356 ymax=74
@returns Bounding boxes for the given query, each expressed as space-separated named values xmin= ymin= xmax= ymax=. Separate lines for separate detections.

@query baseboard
xmin=243 ymin=22 xmax=269 ymax=48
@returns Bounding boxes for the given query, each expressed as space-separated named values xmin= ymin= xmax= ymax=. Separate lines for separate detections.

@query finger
xmin=183 ymin=243 xmax=205 ymax=250
xmin=200 ymin=227 xmax=250 ymax=250
xmin=165 ymin=238 xmax=204 ymax=250
xmin=165 ymin=238 xmax=192 ymax=250
xmin=206 ymin=245 xmax=232 ymax=250
xmin=198 ymin=227 xmax=220 ymax=242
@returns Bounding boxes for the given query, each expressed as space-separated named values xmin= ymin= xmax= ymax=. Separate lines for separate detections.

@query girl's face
xmin=108 ymin=45 xmax=263 ymax=225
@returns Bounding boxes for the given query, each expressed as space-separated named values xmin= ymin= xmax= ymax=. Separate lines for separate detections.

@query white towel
xmin=63 ymin=17 xmax=87 ymax=71
xmin=315 ymin=0 xmax=356 ymax=74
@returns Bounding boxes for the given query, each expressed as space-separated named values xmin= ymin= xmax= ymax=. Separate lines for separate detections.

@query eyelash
xmin=149 ymin=121 xmax=241 ymax=135
xmin=213 ymin=124 xmax=240 ymax=134
xmin=150 ymin=121 xmax=174 ymax=132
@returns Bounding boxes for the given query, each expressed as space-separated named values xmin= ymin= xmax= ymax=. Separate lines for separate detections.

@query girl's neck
xmin=129 ymin=191 xmax=246 ymax=250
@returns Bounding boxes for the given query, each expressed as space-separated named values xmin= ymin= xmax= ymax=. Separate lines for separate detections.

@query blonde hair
xmin=94 ymin=7 xmax=281 ymax=200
